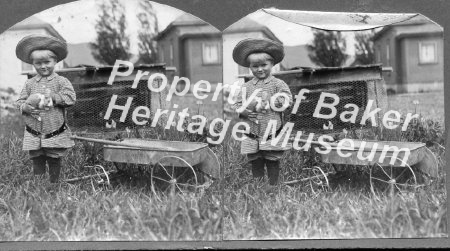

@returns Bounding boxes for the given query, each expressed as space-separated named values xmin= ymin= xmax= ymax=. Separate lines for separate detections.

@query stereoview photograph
xmin=0 ymin=0 xmax=446 ymax=242
xmin=221 ymin=9 xmax=446 ymax=239
xmin=0 ymin=0 xmax=221 ymax=241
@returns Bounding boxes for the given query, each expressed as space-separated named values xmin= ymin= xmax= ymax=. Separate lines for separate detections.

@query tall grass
xmin=0 ymin=110 xmax=222 ymax=241
xmin=221 ymin=130 xmax=447 ymax=239
xmin=221 ymin=93 xmax=447 ymax=239
xmin=0 ymin=91 xmax=447 ymax=240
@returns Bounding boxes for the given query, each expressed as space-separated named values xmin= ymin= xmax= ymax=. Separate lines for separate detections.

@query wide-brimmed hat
xmin=233 ymin=38 xmax=284 ymax=67
xmin=16 ymin=34 xmax=67 ymax=64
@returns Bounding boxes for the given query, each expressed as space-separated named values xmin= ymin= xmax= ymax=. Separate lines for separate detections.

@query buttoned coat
xmin=232 ymin=75 xmax=293 ymax=154
xmin=16 ymin=73 xmax=76 ymax=150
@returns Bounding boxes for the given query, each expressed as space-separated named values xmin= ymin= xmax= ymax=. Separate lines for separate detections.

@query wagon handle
xmin=70 ymin=135 xmax=173 ymax=151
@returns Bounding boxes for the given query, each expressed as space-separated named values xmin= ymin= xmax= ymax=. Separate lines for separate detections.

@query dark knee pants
xmin=31 ymin=156 xmax=62 ymax=183
xmin=251 ymin=158 xmax=280 ymax=185
xmin=30 ymin=148 xmax=66 ymax=183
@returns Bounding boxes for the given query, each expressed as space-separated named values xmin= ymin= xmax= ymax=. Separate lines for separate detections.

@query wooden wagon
xmin=241 ymin=65 xmax=438 ymax=192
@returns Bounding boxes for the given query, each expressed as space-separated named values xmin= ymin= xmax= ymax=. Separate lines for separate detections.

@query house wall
xmin=157 ymin=30 xmax=180 ymax=74
xmin=399 ymin=36 xmax=443 ymax=93
xmin=0 ymin=29 xmax=64 ymax=93
xmin=183 ymin=36 xmax=222 ymax=84
xmin=374 ymin=22 xmax=444 ymax=93
xmin=157 ymin=24 xmax=220 ymax=78
xmin=374 ymin=29 xmax=398 ymax=93
xmin=156 ymin=25 xmax=223 ymax=120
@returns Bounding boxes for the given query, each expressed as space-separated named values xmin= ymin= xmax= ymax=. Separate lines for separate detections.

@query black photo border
xmin=0 ymin=0 xmax=449 ymax=249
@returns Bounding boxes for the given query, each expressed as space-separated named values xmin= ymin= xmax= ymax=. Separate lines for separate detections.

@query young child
xmin=232 ymin=38 xmax=293 ymax=188
xmin=15 ymin=34 xmax=76 ymax=183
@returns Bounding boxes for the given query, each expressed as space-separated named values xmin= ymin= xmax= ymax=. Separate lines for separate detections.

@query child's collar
xmin=36 ymin=72 xmax=57 ymax=82
xmin=251 ymin=75 xmax=274 ymax=85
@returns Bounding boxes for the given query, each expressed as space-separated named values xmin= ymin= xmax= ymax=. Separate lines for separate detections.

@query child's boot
xmin=265 ymin=159 xmax=280 ymax=185
xmin=47 ymin=157 xmax=62 ymax=183
xmin=32 ymin=155 xmax=46 ymax=175
xmin=251 ymin=158 xmax=265 ymax=180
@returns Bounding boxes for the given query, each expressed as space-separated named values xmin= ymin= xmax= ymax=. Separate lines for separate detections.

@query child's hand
xmin=22 ymin=104 xmax=39 ymax=115
xmin=239 ymin=109 xmax=258 ymax=120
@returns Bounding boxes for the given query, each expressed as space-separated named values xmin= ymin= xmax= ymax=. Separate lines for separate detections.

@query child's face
xmin=30 ymin=50 xmax=57 ymax=77
xmin=248 ymin=53 xmax=274 ymax=80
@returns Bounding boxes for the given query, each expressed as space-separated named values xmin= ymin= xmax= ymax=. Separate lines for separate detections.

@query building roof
xmin=156 ymin=14 xmax=281 ymax=43
xmin=223 ymin=16 xmax=281 ymax=43
xmin=373 ymin=15 xmax=443 ymax=41
xmin=8 ymin=16 xmax=65 ymax=41
xmin=170 ymin=13 xmax=207 ymax=26
xmin=155 ymin=13 xmax=215 ymax=40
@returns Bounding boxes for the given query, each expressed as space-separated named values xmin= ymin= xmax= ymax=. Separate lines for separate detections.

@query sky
xmin=29 ymin=0 xmax=375 ymax=58
xmin=34 ymin=0 xmax=355 ymax=52
xmin=248 ymin=9 xmax=357 ymax=55
xmin=35 ymin=0 xmax=185 ymax=50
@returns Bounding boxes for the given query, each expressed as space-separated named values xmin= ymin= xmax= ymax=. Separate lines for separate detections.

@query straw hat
xmin=233 ymin=38 xmax=284 ymax=67
xmin=16 ymin=34 xmax=67 ymax=64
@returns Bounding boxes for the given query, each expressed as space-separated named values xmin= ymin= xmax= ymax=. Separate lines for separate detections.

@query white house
xmin=0 ymin=16 xmax=65 ymax=93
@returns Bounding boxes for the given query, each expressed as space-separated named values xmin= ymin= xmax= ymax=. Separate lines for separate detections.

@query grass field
xmin=0 ymin=91 xmax=447 ymax=241
xmin=387 ymin=92 xmax=445 ymax=125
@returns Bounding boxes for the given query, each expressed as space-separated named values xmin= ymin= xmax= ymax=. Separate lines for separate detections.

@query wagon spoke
xmin=379 ymin=165 xmax=391 ymax=179
xmin=394 ymin=183 xmax=404 ymax=192
xmin=175 ymin=184 xmax=185 ymax=195
xmin=396 ymin=183 xmax=421 ymax=188
xmin=371 ymin=177 xmax=392 ymax=184
xmin=159 ymin=165 xmax=173 ymax=178
xmin=394 ymin=167 xmax=408 ymax=181
xmin=152 ymin=175 xmax=171 ymax=183
xmin=175 ymin=167 xmax=190 ymax=180
xmin=175 ymin=183 xmax=198 ymax=188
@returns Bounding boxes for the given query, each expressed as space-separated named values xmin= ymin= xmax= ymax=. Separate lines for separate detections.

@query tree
xmin=90 ymin=0 xmax=131 ymax=65
xmin=307 ymin=30 xmax=349 ymax=67
xmin=135 ymin=0 xmax=159 ymax=64
xmin=354 ymin=30 xmax=376 ymax=65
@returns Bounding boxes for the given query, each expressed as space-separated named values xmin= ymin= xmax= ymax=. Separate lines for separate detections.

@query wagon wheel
xmin=150 ymin=156 xmax=199 ymax=195
xmin=301 ymin=166 xmax=331 ymax=192
xmin=193 ymin=147 xmax=221 ymax=188
xmin=412 ymin=147 xmax=439 ymax=184
xmin=369 ymin=163 xmax=418 ymax=195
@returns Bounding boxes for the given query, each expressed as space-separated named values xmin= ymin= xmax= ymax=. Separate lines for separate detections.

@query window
xmin=419 ymin=41 xmax=438 ymax=64
xmin=202 ymin=42 xmax=220 ymax=65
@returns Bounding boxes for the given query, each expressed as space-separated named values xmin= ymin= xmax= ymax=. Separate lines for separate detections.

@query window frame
xmin=418 ymin=41 xmax=438 ymax=65
xmin=201 ymin=42 xmax=221 ymax=65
